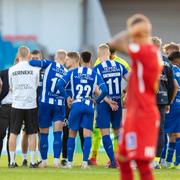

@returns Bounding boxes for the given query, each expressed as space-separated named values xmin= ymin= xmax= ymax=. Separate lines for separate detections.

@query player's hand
xmin=165 ymin=105 xmax=170 ymax=114
xmin=67 ymin=97 xmax=73 ymax=108
xmin=108 ymin=100 xmax=119 ymax=111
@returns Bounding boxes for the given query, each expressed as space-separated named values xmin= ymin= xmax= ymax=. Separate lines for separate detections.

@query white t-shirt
xmin=9 ymin=61 xmax=39 ymax=109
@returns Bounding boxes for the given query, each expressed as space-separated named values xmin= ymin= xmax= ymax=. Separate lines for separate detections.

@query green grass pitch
xmin=0 ymin=153 xmax=179 ymax=180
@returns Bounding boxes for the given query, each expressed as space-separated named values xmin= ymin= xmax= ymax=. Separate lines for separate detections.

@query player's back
xmin=94 ymin=60 xmax=127 ymax=101
xmin=9 ymin=61 xmax=39 ymax=109
xmin=41 ymin=60 xmax=67 ymax=104
xmin=127 ymin=43 xmax=162 ymax=120
xmin=70 ymin=67 xmax=97 ymax=106
xmin=171 ymin=65 xmax=180 ymax=109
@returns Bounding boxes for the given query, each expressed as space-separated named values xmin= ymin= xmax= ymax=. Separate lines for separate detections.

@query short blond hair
xmin=152 ymin=36 xmax=162 ymax=48
xmin=67 ymin=52 xmax=80 ymax=62
xmin=163 ymin=42 xmax=180 ymax=54
xmin=18 ymin=46 xmax=30 ymax=59
xmin=55 ymin=49 xmax=67 ymax=60
xmin=98 ymin=43 xmax=109 ymax=50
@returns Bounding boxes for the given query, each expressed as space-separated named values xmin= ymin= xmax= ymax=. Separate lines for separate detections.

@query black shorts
xmin=10 ymin=108 xmax=38 ymax=135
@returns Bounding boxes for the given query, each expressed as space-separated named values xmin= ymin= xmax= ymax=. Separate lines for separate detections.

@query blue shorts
xmin=96 ymin=101 xmax=122 ymax=129
xmin=39 ymin=102 xmax=65 ymax=128
xmin=68 ymin=102 xmax=94 ymax=131
xmin=164 ymin=108 xmax=180 ymax=133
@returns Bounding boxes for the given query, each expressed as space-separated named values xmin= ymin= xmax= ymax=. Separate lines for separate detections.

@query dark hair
xmin=168 ymin=51 xmax=180 ymax=62
xmin=31 ymin=50 xmax=41 ymax=55
xmin=80 ymin=51 xmax=92 ymax=63
xmin=106 ymin=43 xmax=116 ymax=54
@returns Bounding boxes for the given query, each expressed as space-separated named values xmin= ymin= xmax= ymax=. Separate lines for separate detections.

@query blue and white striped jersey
xmin=60 ymin=67 xmax=105 ymax=106
xmin=29 ymin=60 xmax=67 ymax=106
xmin=94 ymin=60 xmax=128 ymax=100
xmin=171 ymin=65 xmax=180 ymax=109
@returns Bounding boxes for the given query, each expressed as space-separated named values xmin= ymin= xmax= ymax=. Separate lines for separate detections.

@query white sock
xmin=30 ymin=151 xmax=35 ymax=165
xmin=37 ymin=151 xmax=42 ymax=162
xmin=82 ymin=161 xmax=88 ymax=165
xmin=54 ymin=158 xmax=59 ymax=165
xmin=10 ymin=151 xmax=15 ymax=164
xmin=22 ymin=153 xmax=27 ymax=161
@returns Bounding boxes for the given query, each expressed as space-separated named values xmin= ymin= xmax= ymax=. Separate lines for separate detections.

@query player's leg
xmin=66 ymin=103 xmax=82 ymax=168
xmin=136 ymin=160 xmax=154 ymax=180
xmin=111 ymin=106 xmax=122 ymax=152
xmin=153 ymin=105 xmax=166 ymax=169
xmin=97 ymin=102 xmax=115 ymax=167
xmin=52 ymin=104 xmax=65 ymax=168
xmin=117 ymin=130 xmax=133 ymax=180
xmin=21 ymin=130 xmax=28 ymax=166
xmin=25 ymin=108 xmax=38 ymax=168
xmin=175 ymin=133 xmax=180 ymax=169
xmin=62 ymin=124 xmax=69 ymax=166
xmin=61 ymin=105 xmax=70 ymax=166
xmin=166 ymin=133 xmax=176 ymax=168
xmin=173 ymin=111 xmax=180 ymax=169
xmin=9 ymin=108 xmax=23 ymax=168
xmin=79 ymin=128 xmax=84 ymax=151
xmin=0 ymin=107 xmax=8 ymax=157
xmin=38 ymin=103 xmax=52 ymax=168
xmin=81 ymin=107 xmax=94 ymax=168
xmin=160 ymin=133 xmax=168 ymax=167
xmin=89 ymin=127 xmax=101 ymax=165
xmin=164 ymin=111 xmax=176 ymax=168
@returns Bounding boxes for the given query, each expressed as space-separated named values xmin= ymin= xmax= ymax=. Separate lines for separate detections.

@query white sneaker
xmin=160 ymin=159 xmax=167 ymax=168
xmin=81 ymin=161 xmax=89 ymax=169
xmin=38 ymin=161 xmax=48 ymax=168
xmin=65 ymin=162 xmax=73 ymax=169
xmin=53 ymin=163 xmax=60 ymax=168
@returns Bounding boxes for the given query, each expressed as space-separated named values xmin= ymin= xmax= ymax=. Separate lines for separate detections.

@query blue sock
xmin=83 ymin=137 xmax=92 ymax=162
xmin=40 ymin=133 xmax=49 ymax=160
xmin=161 ymin=134 xmax=168 ymax=159
xmin=67 ymin=137 xmax=75 ymax=162
xmin=102 ymin=135 xmax=115 ymax=165
xmin=166 ymin=142 xmax=175 ymax=163
xmin=53 ymin=131 xmax=62 ymax=159
xmin=175 ymin=138 xmax=180 ymax=165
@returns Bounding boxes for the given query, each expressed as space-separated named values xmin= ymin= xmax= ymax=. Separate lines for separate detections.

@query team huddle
xmin=0 ymin=14 xmax=180 ymax=180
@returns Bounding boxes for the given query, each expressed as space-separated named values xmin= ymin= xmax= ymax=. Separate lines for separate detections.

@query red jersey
xmin=126 ymin=43 xmax=162 ymax=122
xmin=118 ymin=43 xmax=163 ymax=161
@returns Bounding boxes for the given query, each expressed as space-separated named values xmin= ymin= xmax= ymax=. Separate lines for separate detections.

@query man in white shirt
xmin=8 ymin=46 xmax=39 ymax=168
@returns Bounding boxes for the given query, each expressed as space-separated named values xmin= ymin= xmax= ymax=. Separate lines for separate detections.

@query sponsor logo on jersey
xmin=125 ymin=132 xmax=137 ymax=150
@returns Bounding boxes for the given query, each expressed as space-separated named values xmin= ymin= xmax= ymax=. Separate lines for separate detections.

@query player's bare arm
xmin=94 ymin=86 xmax=119 ymax=111
xmin=109 ymin=30 xmax=129 ymax=55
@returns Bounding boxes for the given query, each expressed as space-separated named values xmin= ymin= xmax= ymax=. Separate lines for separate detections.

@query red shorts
xmin=118 ymin=116 xmax=160 ymax=161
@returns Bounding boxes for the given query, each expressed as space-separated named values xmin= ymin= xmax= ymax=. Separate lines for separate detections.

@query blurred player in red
xmin=109 ymin=14 xmax=163 ymax=180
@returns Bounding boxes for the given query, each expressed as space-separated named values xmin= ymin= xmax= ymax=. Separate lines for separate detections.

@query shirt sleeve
xmin=8 ymin=69 xmax=12 ymax=91
xmin=96 ymin=73 xmax=105 ymax=88
xmin=121 ymin=64 xmax=128 ymax=79
xmin=29 ymin=59 xmax=51 ymax=69
xmin=128 ymin=43 xmax=140 ymax=60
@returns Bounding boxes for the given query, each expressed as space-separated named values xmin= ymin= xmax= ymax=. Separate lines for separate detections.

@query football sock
xmin=175 ymin=138 xmax=180 ymax=165
xmin=83 ymin=137 xmax=92 ymax=161
xmin=102 ymin=135 xmax=115 ymax=165
xmin=30 ymin=151 xmax=35 ymax=165
xmin=37 ymin=150 xmax=42 ymax=162
xmin=10 ymin=151 xmax=15 ymax=164
xmin=113 ymin=135 xmax=119 ymax=152
xmin=166 ymin=142 xmax=175 ymax=163
xmin=67 ymin=137 xmax=75 ymax=162
xmin=136 ymin=160 xmax=154 ymax=180
xmin=40 ymin=133 xmax=48 ymax=160
xmin=119 ymin=160 xmax=133 ymax=180
xmin=22 ymin=153 xmax=27 ymax=161
xmin=91 ymin=128 xmax=101 ymax=159
xmin=160 ymin=134 xmax=168 ymax=160
xmin=53 ymin=131 xmax=62 ymax=159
